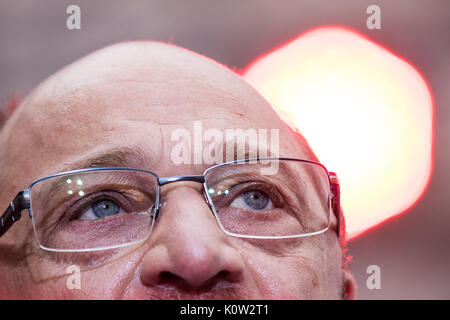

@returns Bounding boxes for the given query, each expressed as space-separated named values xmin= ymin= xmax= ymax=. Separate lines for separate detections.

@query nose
xmin=139 ymin=186 xmax=245 ymax=291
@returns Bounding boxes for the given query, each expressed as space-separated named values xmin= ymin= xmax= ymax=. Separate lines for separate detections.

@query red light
xmin=243 ymin=26 xmax=434 ymax=239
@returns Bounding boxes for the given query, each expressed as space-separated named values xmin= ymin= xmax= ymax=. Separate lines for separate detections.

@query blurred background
xmin=0 ymin=0 xmax=448 ymax=299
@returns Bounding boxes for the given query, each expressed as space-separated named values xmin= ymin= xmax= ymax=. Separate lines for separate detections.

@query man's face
xmin=0 ymin=42 xmax=353 ymax=299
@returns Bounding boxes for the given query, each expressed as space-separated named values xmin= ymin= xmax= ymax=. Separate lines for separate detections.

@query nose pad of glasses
xmin=150 ymin=203 xmax=160 ymax=220
xmin=202 ymin=190 xmax=216 ymax=215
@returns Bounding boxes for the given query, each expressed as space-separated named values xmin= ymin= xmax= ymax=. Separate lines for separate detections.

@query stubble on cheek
xmin=14 ymin=244 xmax=142 ymax=299
xmin=240 ymin=233 xmax=342 ymax=300
xmin=235 ymin=242 xmax=319 ymax=300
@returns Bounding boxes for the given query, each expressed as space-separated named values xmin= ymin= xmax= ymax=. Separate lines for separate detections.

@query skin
xmin=0 ymin=42 xmax=356 ymax=299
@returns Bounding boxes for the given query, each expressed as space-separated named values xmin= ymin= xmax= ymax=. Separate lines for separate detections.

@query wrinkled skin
xmin=0 ymin=42 xmax=356 ymax=299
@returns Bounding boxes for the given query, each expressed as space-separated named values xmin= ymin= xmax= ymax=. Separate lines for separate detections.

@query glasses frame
xmin=0 ymin=157 xmax=341 ymax=252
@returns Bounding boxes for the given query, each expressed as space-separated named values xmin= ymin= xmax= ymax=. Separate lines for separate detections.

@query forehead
xmin=0 ymin=42 xmax=306 ymax=185
xmin=19 ymin=42 xmax=290 ymax=136
xmin=27 ymin=44 xmax=263 ymax=116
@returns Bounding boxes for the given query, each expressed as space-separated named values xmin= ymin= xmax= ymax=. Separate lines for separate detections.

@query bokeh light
xmin=243 ymin=26 xmax=433 ymax=239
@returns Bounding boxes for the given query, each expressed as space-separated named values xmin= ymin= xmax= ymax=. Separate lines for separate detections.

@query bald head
xmin=0 ymin=41 xmax=353 ymax=300
xmin=0 ymin=41 xmax=302 ymax=181
xmin=10 ymin=41 xmax=274 ymax=125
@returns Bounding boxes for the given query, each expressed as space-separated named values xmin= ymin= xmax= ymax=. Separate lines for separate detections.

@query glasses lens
xmin=204 ymin=159 xmax=331 ymax=238
xmin=29 ymin=169 xmax=158 ymax=251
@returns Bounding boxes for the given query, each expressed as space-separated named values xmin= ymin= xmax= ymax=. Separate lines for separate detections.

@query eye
xmin=79 ymin=198 xmax=124 ymax=220
xmin=229 ymin=190 xmax=274 ymax=211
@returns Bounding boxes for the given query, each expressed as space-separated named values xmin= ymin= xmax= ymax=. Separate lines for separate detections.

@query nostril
xmin=216 ymin=270 xmax=229 ymax=281
xmin=156 ymin=269 xmax=236 ymax=290
xmin=159 ymin=271 xmax=178 ymax=282
xmin=157 ymin=270 xmax=202 ymax=289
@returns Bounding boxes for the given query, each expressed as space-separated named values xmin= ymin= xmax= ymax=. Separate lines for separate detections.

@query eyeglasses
xmin=0 ymin=157 xmax=341 ymax=252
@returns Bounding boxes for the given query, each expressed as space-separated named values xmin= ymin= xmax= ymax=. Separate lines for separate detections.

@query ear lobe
xmin=342 ymin=269 xmax=357 ymax=300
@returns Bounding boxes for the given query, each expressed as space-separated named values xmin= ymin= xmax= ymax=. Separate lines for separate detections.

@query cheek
xmin=240 ymin=236 xmax=342 ymax=299
xmin=313 ymin=233 xmax=344 ymax=299
xmin=19 ymin=247 xmax=142 ymax=299
xmin=238 ymin=250 xmax=319 ymax=299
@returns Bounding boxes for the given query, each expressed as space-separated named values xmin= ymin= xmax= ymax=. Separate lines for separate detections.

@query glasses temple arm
xmin=329 ymin=172 xmax=341 ymax=240
xmin=0 ymin=190 xmax=30 ymax=238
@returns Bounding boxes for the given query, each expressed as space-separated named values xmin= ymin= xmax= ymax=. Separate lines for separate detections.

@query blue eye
xmin=243 ymin=190 xmax=270 ymax=210
xmin=91 ymin=199 xmax=121 ymax=218
xmin=78 ymin=199 xmax=123 ymax=220
xmin=230 ymin=190 xmax=273 ymax=211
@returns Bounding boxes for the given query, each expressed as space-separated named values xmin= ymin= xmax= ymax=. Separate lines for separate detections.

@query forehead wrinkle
xmin=31 ymin=76 xmax=252 ymax=128
xmin=23 ymin=43 xmax=252 ymax=114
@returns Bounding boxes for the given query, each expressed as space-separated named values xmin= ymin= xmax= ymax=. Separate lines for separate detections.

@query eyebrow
xmin=34 ymin=147 xmax=151 ymax=207
xmin=60 ymin=146 xmax=150 ymax=172
xmin=216 ymin=138 xmax=278 ymax=163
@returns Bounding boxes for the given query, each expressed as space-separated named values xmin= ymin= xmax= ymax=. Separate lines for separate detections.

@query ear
xmin=342 ymin=269 xmax=357 ymax=300
xmin=0 ymin=93 xmax=23 ymax=130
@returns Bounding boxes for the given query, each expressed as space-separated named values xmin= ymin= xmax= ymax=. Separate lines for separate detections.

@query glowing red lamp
xmin=243 ymin=26 xmax=434 ymax=239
